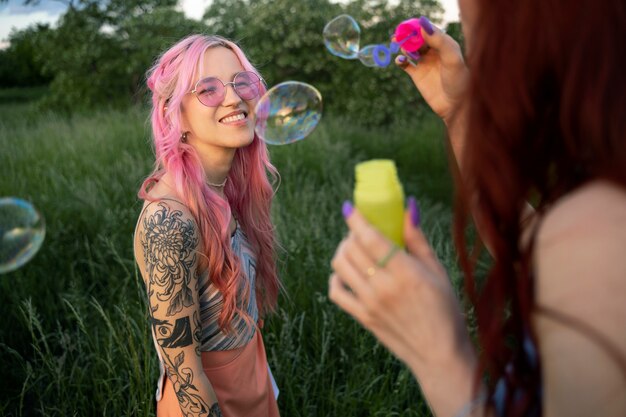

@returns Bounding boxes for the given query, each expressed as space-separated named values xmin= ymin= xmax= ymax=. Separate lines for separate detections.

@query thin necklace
xmin=207 ymin=177 xmax=228 ymax=188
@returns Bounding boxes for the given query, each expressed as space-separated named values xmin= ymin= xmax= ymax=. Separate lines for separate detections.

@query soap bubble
xmin=255 ymin=81 xmax=322 ymax=145
xmin=357 ymin=45 xmax=378 ymax=67
xmin=323 ymin=14 xmax=361 ymax=59
xmin=0 ymin=197 xmax=45 ymax=274
xmin=325 ymin=15 xmax=424 ymax=68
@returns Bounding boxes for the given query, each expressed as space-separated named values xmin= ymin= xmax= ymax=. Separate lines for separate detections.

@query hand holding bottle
xmin=329 ymin=202 xmax=477 ymax=417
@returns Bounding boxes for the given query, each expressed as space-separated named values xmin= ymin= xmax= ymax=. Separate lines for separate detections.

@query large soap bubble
xmin=323 ymin=14 xmax=361 ymax=59
xmin=255 ymin=82 xmax=322 ymax=145
xmin=0 ymin=197 xmax=45 ymax=274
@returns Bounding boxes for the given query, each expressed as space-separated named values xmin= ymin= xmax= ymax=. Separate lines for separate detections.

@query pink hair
xmin=139 ymin=34 xmax=281 ymax=331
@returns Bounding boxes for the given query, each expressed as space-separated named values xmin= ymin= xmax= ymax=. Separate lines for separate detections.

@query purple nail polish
xmin=342 ymin=201 xmax=354 ymax=218
xmin=419 ymin=16 xmax=435 ymax=36
xmin=398 ymin=55 xmax=407 ymax=63
xmin=408 ymin=196 xmax=421 ymax=227
xmin=406 ymin=51 xmax=420 ymax=61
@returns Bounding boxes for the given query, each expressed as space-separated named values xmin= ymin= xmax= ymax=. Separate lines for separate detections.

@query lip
xmin=219 ymin=110 xmax=248 ymax=124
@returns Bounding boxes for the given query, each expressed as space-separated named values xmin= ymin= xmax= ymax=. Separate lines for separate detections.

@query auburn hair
xmin=452 ymin=1 xmax=626 ymax=415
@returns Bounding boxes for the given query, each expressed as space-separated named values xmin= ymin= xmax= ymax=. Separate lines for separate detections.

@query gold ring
xmin=366 ymin=266 xmax=377 ymax=277
xmin=376 ymin=245 xmax=400 ymax=268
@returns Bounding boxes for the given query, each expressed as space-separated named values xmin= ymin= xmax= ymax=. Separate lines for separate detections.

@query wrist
xmin=443 ymin=106 xmax=467 ymax=139
xmin=442 ymin=107 xmax=468 ymax=172
xmin=408 ymin=339 xmax=479 ymax=417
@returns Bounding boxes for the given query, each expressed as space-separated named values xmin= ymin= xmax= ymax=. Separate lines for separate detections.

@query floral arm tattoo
xmin=141 ymin=202 xmax=222 ymax=417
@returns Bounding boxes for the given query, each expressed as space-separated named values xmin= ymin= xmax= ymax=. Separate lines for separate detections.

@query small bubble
xmin=323 ymin=14 xmax=361 ymax=60
xmin=357 ymin=45 xmax=379 ymax=67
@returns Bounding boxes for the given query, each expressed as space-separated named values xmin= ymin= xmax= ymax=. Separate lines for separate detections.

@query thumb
xmin=417 ymin=16 xmax=465 ymax=67
xmin=403 ymin=197 xmax=430 ymax=259
xmin=394 ymin=16 xmax=463 ymax=71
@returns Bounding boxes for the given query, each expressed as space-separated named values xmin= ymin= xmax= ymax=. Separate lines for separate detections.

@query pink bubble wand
xmin=372 ymin=18 xmax=426 ymax=68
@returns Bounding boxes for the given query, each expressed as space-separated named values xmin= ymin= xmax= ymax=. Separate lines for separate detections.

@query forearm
xmin=443 ymin=108 xmax=500 ymax=258
xmin=162 ymin=350 xmax=222 ymax=416
xmin=444 ymin=110 xmax=535 ymax=254
xmin=444 ymin=108 xmax=468 ymax=174
xmin=173 ymin=371 xmax=221 ymax=416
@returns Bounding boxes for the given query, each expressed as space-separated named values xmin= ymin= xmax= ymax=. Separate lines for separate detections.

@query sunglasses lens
xmin=234 ymin=72 xmax=261 ymax=100
xmin=196 ymin=78 xmax=224 ymax=106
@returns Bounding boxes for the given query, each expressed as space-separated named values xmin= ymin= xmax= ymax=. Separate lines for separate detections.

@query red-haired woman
xmin=329 ymin=1 xmax=626 ymax=416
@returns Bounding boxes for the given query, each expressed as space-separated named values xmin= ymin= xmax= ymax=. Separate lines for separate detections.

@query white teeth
xmin=221 ymin=113 xmax=245 ymax=123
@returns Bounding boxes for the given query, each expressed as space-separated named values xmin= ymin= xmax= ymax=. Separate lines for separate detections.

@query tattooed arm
xmin=138 ymin=201 xmax=222 ymax=417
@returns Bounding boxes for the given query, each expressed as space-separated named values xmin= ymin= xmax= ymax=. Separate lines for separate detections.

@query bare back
xmin=532 ymin=180 xmax=626 ymax=416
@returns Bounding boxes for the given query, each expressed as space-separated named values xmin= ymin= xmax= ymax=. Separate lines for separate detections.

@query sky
xmin=0 ymin=0 xmax=460 ymax=48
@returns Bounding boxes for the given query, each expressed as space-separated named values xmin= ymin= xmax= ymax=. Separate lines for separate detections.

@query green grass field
xmin=0 ymin=92 xmax=461 ymax=416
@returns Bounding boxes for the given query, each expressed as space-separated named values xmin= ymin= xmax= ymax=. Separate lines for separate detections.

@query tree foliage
xmin=0 ymin=0 xmax=458 ymax=124
xmin=2 ymin=0 xmax=205 ymax=110
xmin=0 ymin=24 xmax=52 ymax=88
xmin=204 ymin=0 xmax=445 ymax=125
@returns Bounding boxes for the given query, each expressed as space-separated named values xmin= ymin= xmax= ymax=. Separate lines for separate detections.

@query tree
xmin=2 ymin=0 xmax=205 ymax=110
xmin=1 ymin=0 xmax=446 ymax=122
xmin=0 ymin=24 xmax=52 ymax=87
xmin=204 ymin=0 xmax=444 ymax=125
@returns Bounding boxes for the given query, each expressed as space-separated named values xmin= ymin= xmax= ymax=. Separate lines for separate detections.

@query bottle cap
xmin=355 ymin=159 xmax=400 ymax=189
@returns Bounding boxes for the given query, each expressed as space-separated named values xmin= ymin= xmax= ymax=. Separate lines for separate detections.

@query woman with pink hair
xmin=133 ymin=34 xmax=281 ymax=417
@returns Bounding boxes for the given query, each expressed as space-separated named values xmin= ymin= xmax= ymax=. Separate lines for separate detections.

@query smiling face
xmin=181 ymin=46 xmax=258 ymax=152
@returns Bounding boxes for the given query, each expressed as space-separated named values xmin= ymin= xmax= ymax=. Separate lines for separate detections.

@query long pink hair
xmin=139 ymin=34 xmax=281 ymax=331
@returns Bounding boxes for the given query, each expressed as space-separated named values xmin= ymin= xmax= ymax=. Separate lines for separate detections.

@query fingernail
xmin=342 ymin=201 xmax=354 ymax=218
xmin=398 ymin=55 xmax=407 ymax=63
xmin=408 ymin=196 xmax=421 ymax=227
xmin=419 ymin=16 xmax=435 ymax=36
xmin=406 ymin=51 xmax=420 ymax=60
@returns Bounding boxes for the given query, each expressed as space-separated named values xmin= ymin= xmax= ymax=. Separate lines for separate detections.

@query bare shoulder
xmin=134 ymin=175 xmax=195 ymax=250
xmin=533 ymin=180 xmax=626 ymax=416
xmin=535 ymin=180 xmax=626 ymax=292
xmin=136 ymin=199 xmax=199 ymax=250
xmin=134 ymin=197 xmax=202 ymax=281
xmin=535 ymin=179 xmax=626 ymax=312
xmin=537 ymin=180 xmax=626 ymax=245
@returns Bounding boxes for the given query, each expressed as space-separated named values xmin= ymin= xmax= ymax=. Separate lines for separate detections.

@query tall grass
xmin=0 ymin=95 xmax=458 ymax=416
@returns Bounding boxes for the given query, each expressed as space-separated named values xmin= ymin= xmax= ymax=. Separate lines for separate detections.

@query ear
xmin=178 ymin=102 xmax=192 ymax=133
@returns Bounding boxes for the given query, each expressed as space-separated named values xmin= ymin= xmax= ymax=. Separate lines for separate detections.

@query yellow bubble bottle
xmin=354 ymin=159 xmax=405 ymax=247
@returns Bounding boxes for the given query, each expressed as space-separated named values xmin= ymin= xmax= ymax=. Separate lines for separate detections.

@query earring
xmin=181 ymin=132 xmax=188 ymax=143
